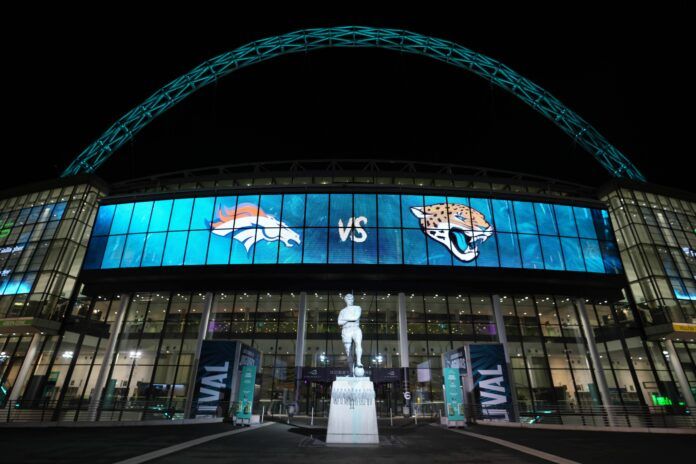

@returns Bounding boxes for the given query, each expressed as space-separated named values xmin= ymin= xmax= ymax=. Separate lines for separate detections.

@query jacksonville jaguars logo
xmin=410 ymin=203 xmax=494 ymax=262
xmin=209 ymin=203 xmax=301 ymax=252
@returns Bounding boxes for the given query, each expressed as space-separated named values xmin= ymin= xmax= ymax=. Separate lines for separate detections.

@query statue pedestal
xmin=326 ymin=376 xmax=379 ymax=444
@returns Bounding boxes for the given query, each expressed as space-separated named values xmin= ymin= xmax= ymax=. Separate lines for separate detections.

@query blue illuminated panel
xmin=0 ymin=201 xmax=67 ymax=295
xmin=83 ymin=194 xmax=623 ymax=275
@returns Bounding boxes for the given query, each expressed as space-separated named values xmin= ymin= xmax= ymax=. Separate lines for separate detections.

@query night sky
xmin=4 ymin=9 xmax=691 ymax=193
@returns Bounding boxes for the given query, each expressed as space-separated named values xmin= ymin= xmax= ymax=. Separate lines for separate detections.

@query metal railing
xmin=2 ymin=398 xmax=694 ymax=429
xmin=0 ymin=398 xmax=194 ymax=424
xmin=469 ymin=403 xmax=696 ymax=428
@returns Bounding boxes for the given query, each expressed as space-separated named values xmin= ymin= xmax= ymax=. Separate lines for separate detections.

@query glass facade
xmin=0 ymin=183 xmax=103 ymax=319
xmin=1 ymin=174 xmax=694 ymax=424
xmin=603 ymin=187 xmax=696 ymax=325
xmin=10 ymin=289 xmax=693 ymax=422
xmin=83 ymin=193 xmax=622 ymax=274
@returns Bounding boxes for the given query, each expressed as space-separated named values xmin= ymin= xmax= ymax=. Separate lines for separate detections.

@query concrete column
xmin=87 ymin=293 xmax=129 ymax=421
xmin=397 ymin=293 xmax=410 ymax=369
xmin=293 ymin=292 xmax=307 ymax=405
xmin=398 ymin=292 xmax=412 ymax=415
xmin=8 ymin=333 xmax=42 ymax=403
xmin=664 ymin=339 xmax=696 ymax=408
xmin=184 ymin=292 xmax=215 ymax=418
xmin=491 ymin=294 xmax=519 ymax=421
xmin=575 ymin=298 xmax=617 ymax=426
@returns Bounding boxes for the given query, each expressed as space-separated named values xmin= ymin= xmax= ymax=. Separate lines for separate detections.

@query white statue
xmin=338 ymin=293 xmax=363 ymax=376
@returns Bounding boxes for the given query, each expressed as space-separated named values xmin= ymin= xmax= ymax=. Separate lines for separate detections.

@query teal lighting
xmin=61 ymin=26 xmax=645 ymax=181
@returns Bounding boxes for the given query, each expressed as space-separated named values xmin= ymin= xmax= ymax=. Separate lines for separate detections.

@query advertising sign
xmin=235 ymin=365 xmax=257 ymax=420
xmin=443 ymin=367 xmax=465 ymax=421
xmin=85 ymin=193 xmax=623 ymax=276
xmin=470 ymin=343 xmax=512 ymax=421
xmin=443 ymin=346 xmax=467 ymax=372
xmin=193 ymin=340 xmax=237 ymax=416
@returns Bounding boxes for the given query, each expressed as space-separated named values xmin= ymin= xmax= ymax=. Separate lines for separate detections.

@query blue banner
xmin=469 ymin=343 xmax=512 ymax=421
xmin=193 ymin=340 xmax=237 ymax=416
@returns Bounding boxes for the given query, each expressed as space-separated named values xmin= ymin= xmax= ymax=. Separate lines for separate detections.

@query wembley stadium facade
xmin=0 ymin=27 xmax=694 ymax=426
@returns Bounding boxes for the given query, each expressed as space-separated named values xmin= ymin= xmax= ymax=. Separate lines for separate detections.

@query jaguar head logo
xmin=410 ymin=203 xmax=494 ymax=262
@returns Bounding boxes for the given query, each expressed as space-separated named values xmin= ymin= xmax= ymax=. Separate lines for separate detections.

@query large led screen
xmin=83 ymin=193 xmax=623 ymax=274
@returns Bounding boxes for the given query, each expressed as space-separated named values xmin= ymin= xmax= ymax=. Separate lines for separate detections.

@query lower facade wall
xmin=1 ymin=290 xmax=695 ymax=422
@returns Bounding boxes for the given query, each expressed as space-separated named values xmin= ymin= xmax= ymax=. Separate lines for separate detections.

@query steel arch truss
xmin=61 ymin=26 xmax=645 ymax=181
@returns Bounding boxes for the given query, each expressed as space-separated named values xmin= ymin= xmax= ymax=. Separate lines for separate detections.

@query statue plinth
xmin=326 ymin=376 xmax=379 ymax=444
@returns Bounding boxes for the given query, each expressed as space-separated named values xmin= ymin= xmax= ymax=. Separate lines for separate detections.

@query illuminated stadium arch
xmin=61 ymin=26 xmax=645 ymax=181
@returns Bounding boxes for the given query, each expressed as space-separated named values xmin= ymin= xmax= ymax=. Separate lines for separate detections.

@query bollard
xmin=261 ymin=406 xmax=265 ymax=423
xmin=390 ymin=408 xmax=393 ymax=427
xmin=311 ymin=407 xmax=314 ymax=426
xmin=414 ymin=409 xmax=418 ymax=425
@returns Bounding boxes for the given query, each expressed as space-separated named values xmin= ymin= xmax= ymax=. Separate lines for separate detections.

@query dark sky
xmin=5 ymin=8 xmax=692 ymax=193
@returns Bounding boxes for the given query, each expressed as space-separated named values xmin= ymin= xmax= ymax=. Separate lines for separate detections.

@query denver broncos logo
xmin=209 ymin=203 xmax=301 ymax=252
xmin=411 ymin=203 xmax=494 ymax=262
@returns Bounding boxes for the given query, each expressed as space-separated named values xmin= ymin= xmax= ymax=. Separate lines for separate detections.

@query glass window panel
xmin=554 ymin=205 xmax=578 ymax=237
xmin=230 ymin=230 xmax=254 ymax=264
xmin=27 ymin=206 xmax=42 ymax=224
xmin=475 ymin=234 xmax=500 ymax=267
xmin=189 ymin=197 xmax=215 ymax=230
xmin=109 ymin=203 xmax=134 ymax=235
xmin=281 ymin=194 xmax=305 ymax=228
xmin=169 ymin=198 xmax=194 ymax=231
xmin=330 ymin=194 xmax=353 ymax=227
xmin=540 ymin=235 xmax=565 ymax=270
xmin=514 ymin=201 xmax=537 ymax=234
xmin=403 ymin=229 xmax=427 ymax=265
xmin=141 ymin=233 xmax=166 ymax=267
xmin=128 ymin=201 xmax=153 ymax=234
xmin=426 ymin=231 xmax=453 ymax=266
xmin=352 ymin=194 xmax=376 ymax=227
xmin=378 ymin=228 xmax=402 ymax=264
xmin=377 ymin=194 xmax=400 ymax=227
xmin=401 ymin=195 xmax=424 ymax=229
xmin=259 ymin=194 xmax=283 ymax=221
xmin=121 ymin=234 xmax=146 ymax=268
xmin=599 ymin=240 xmax=623 ymax=274
xmin=581 ymin=239 xmax=605 ymax=273
xmin=101 ymin=235 xmax=126 ymax=269
xmin=84 ymin=236 xmax=108 ymax=270
xmin=206 ymin=233 xmax=231 ymax=265
xmin=302 ymin=228 xmax=327 ymax=263
xmin=184 ymin=230 xmax=209 ymax=265
xmin=519 ymin=234 xmax=544 ymax=269
xmin=354 ymin=228 xmax=378 ymax=264
xmin=253 ymin=230 xmax=280 ymax=264
xmin=561 ymin=237 xmax=586 ymax=271
xmin=37 ymin=204 xmax=54 ymax=223
xmin=497 ymin=232 xmax=522 ymax=268
xmin=534 ymin=202 xmax=558 ymax=236
xmin=328 ymin=227 xmax=352 ymax=264
xmin=278 ymin=228 xmax=303 ymax=264
xmin=592 ymin=209 xmax=614 ymax=241
xmin=491 ymin=199 xmax=516 ymax=233
xmin=305 ymin=194 xmax=329 ymax=227
xmin=51 ymin=202 xmax=67 ymax=221
xmin=148 ymin=200 xmax=173 ymax=232
xmin=162 ymin=231 xmax=188 ymax=266
xmin=574 ymin=207 xmax=597 ymax=239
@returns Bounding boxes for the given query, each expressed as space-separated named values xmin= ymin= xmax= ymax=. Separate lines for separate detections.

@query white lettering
xmin=479 ymin=375 xmax=505 ymax=393
xmin=198 ymin=387 xmax=222 ymax=404
xmin=337 ymin=217 xmax=368 ymax=243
